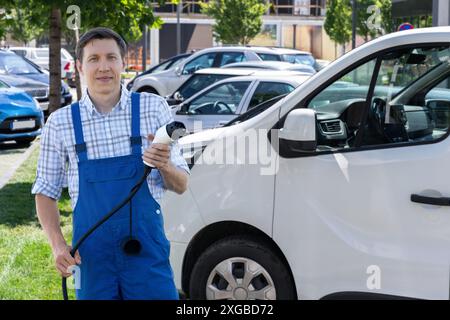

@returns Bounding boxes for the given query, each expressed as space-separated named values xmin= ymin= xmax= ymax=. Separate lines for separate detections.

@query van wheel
xmin=137 ymin=86 xmax=159 ymax=95
xmin=189 ymin=236 xmax=296 ymax=300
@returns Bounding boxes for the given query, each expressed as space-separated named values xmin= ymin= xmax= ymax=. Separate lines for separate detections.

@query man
xmin=32 ymin=27 xmax=189 ymax=300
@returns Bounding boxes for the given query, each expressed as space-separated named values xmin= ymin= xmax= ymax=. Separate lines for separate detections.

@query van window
xmin=304 ymin=45 xmax=450 ymax=152
xmin=360 ymin=46 xmax=450 ymax=146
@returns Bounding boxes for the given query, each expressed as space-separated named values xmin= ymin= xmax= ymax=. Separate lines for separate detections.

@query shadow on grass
xmin=0 ymin=181 xmax=71 ymax=227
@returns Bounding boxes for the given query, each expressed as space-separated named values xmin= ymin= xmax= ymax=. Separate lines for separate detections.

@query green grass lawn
xmin=0 ymin=146 xmax=75 ymax=300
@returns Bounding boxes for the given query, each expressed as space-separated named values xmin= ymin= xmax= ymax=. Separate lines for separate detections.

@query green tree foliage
xmin=324 ymin=0 xmax=352 ymax=45
xmin=357 ymin=0 xmax=393 ymax=39
xmin=1 ymin=0 xmax=165 ymax=112
xmin=201 ymin=0 xmax=269 ymax=45
xmin=325 ymin=0 xmax=393 ymax=45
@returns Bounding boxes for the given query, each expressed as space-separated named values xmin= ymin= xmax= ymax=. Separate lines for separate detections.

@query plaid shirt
xmin=32 ymin=87 xmax=189 ymax=209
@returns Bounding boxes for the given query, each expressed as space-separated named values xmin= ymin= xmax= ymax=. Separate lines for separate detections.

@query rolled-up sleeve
xmin=31 ymin=112 xmax=67 ymax=200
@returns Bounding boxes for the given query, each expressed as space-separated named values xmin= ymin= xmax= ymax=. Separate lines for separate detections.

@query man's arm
xmin=159 ymin=162 xmax=188 ymax=194
xmin=35 ymin=194 xmax=81 ymax=277
xmin=142 ymin=134 xmax=188 ymax=194
xmin=32 ymin=112 xmax=80 ymax=277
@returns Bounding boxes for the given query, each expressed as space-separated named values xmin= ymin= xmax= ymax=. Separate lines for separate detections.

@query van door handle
xmin=410 ymin=194 xmax=450 ymax=206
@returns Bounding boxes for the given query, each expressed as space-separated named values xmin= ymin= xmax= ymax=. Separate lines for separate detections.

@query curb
xmin=0 ymin=140 xmax=40 ymax=190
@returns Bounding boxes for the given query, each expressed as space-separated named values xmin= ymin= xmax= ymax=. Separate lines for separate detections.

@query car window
xmin=304 ymin=45 xmax=450 ymax=152
xmin=178 ymin=74 xmax=231 ymax=100
xmin=248 ymin=82 xmax=294 ymax=110
xmin=257 ymin=53 xmax=282 ymax=61
xmin=169 ymin=56 xmax=188 ymax=69
xmin=188 ymin=81 xmax=251 ymax=115
xmin=0 ymin=80 xmax=8 ymax=88
xmin=226 ymin=94 xmax=287 ymax=126
xmin=219 ymin=52 xmax=246 ymax=66
xmin=360 ymin=46 xmax=450 ymax=146
xmin=152 ymin=59 xmax=174 ymax=73
xmin=0 ymin=54 xmax=40 ymax=75
xmin=182 ymin=53 xmax=216 ymax=75
xmin=282 ymin=54 xmax=315 ymax=66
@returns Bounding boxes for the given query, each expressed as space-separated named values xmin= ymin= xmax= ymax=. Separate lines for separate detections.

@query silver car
xmin=172 ymin=71 xmax=310 ymax=133
xmin=131 ymin=46 xmax=312 ymax=97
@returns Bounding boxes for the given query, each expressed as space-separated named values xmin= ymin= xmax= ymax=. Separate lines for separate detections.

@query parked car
xmin=0 ymin=50 xmax=72 ymax=113
xmin=165 ymin=68 xmax=260 ymax=106
xmin=252 ymin=47 xmax=318 ymax=70
xmin=315 ymin=59 xmax=331 ymax=71
xmin=130 ymin=46 xmax=310 ymax=96
xmin=172 ymin=71 xmax=310 ymax=132
xmin=222 ymin=60 xmax=317 ymax=74
xmin=0 ymin=79 xmax=44 ymax=146
xmin=126 ymin=53 xmax=192 ymax=91
xmin=9 ymin=47 xmax=75 ymax=81
xmin=162 ymin=27 xmax=450 ymax=300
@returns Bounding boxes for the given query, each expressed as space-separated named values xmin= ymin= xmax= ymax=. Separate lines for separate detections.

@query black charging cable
xmin=62 ymin=165 xmax=152 ymax=300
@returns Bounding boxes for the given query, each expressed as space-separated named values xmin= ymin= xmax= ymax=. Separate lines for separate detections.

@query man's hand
xmin=53 ymin=243 xmax=81 ymax=278
xmin=142 ymin=134 xmax=171 ymax=170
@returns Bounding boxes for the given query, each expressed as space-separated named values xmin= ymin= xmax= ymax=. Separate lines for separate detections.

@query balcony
xmin=150 ymin=0 xmax=326 ymax=17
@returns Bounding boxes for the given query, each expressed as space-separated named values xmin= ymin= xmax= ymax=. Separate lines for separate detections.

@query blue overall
xmin=70 ymin=93 xmax=178 ymax=300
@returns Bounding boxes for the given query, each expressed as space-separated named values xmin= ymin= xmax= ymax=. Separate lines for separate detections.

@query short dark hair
xmin=76 ymin=27 xmax=127 ymax=62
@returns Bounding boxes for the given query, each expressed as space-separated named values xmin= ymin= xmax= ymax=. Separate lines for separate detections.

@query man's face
xmin=77 ymin=38 xmax=124 ymax=96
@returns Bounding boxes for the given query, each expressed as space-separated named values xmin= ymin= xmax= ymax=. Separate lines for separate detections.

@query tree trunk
xmin=49 ymin=7 xmax=62 ymax=114
xmin=340 ymin=43 xmax=346 ymax=57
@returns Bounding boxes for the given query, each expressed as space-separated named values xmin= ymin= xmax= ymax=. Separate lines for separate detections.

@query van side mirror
xmin=279 ymin=109 xmax=317 ymax=153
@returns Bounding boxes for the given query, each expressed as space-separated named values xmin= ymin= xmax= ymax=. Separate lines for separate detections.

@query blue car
xmin=0 ymin=49 xmax=72 ymax=113
xmin=0 ymin=79 xmax=44 ymax=146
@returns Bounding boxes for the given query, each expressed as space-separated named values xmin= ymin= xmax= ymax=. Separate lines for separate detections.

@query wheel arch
xmin=181 ymin=220 xmax=297 ymax=299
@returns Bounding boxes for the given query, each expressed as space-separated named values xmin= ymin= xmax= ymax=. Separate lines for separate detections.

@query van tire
xmin=189 ymin=236 xmax=296 ymax=300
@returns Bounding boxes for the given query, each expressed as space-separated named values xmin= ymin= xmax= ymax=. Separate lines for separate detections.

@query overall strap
xmin=130 ymin=92 xmax=142 ymax=155
xmin=70 ymin=102 xmax=88 ymax=162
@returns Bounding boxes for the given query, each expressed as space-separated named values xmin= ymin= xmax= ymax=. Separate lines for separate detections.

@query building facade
xmin=147 ymin=0 xmax=333 ymax=65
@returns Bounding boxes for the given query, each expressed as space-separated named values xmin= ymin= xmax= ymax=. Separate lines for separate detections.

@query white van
xmin=162 ymin=27 xmax=450 ymax=300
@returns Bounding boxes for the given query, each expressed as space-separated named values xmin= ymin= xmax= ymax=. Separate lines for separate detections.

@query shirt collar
xmin=80 ymin=86 xmax=130 ymax=118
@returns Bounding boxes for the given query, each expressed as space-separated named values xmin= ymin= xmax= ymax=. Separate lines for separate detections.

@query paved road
xmin=0 ymin=139 xmax=39 ymax=189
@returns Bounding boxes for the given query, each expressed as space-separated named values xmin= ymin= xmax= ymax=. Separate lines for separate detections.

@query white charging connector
xmin=144 ymin=121 xmax=187 ymax=167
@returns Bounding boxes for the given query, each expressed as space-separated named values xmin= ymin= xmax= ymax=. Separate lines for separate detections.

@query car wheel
xmin=189 ymin=236 xmax=296 ymax=300
xmin=137 ymin=87 xmax=159 ymax=95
